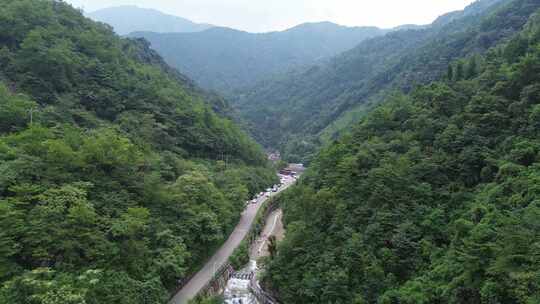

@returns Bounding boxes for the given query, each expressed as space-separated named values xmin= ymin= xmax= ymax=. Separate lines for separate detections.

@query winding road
xmin=169 ymin=176 xmax=295 ymax=304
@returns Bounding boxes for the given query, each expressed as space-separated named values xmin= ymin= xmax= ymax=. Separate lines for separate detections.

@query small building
xmin=280 ymin=164 xmax=305 ymax=176
xmin=279 ymin=169 xmax=294 ymax=176
xmin=288 ymin=163 xmax=306 ymax=173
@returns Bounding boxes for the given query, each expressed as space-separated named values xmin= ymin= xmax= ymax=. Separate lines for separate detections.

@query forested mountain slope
xmin=265 ymin=9 xmax=540 ymax=304
xmin=130 ymin=23 xmax=388 ymax=94
xmin=88 ymin=5 xmax=214 ymax=35
xmin=235 ymin=0 xmax=538 ymax=163
xmin=0 ymin=1 xmax=276 ymax=303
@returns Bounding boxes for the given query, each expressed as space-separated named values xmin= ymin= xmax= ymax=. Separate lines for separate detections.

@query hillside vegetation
xmin=0 ymin=1 xmax=276 ymax=303
xmin=131 ymin=23 xmax=388 ymax=94
xmin=265 ymin=8 xmax=540 ymax=304
xmin=234 ymin=0 xmax=539 ymax=164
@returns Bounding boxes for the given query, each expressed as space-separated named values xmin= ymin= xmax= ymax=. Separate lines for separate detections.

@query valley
xmin=1 ymin=0 xmax=540 ymax=303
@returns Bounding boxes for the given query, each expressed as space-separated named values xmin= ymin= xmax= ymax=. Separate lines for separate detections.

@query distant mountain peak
xmin=93 ymin=4 xmax=139 ymax=10
xmin=432 ymin=0 xmax=507 ymax=27
xmin=87 ymin=6 xmax=214 ymax=35
xmin=290 ymin=21 xmax=342 ymax=28
xmin=287 ymin=21 xmax=382 ymax=32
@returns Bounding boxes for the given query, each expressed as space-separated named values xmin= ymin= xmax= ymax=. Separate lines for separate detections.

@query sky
xmin=65 ymin=0 xmax=477 ymax=33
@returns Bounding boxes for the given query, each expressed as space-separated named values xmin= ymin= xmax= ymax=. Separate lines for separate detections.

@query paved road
xmin=170 ymin=176 xmax=295 ymax=304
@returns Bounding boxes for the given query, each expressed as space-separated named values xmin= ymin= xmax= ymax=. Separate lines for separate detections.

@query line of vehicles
xmin=247 ymin=174 xmax=297 ymax=205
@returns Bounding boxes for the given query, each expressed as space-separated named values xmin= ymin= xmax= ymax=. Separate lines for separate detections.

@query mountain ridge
xmin=87 ymin=5 xmax=214 ymax=35
xmin=265 ymin=7 xmax=540 ymax=303
xmin=130 ymin=22 xmax=389 ymax=94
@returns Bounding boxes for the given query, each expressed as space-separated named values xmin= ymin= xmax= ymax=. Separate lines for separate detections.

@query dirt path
xmin=250 ymin=208 xmax=285 ymax=260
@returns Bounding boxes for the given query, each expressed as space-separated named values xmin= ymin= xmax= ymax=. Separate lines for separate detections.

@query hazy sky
xmin=66 ymin=0 xmax=477 ymax=33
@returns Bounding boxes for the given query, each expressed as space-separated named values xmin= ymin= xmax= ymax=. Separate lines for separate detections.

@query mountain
xmin=87 ymin=5 xmax=213 ymax=35
xmin=431 ymin=0 xmax=505 ymax=26
xmin=265 ymin=7 xmax=540 ymax=303
xmin=130 ymin=23 xmax=389 ymax=93
xmin=392 ymin=24 xmax=428 ymax=31
xmin=0 ymin=0 xmax=276 ymax=302
xmin=233 ymin=0 xmax=539 ymax=163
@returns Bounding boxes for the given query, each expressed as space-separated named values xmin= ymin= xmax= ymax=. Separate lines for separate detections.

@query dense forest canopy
xmin=233 ymin=0 xmax=540 ymax=164
xmin=265 ymin=7 xmax=540 ymax=304
xmin=0 ymin=0 xmax=277 ymax=303
xmin=2 ymin=0 xmax=540 ymax=303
